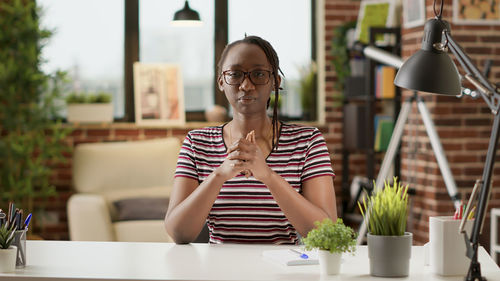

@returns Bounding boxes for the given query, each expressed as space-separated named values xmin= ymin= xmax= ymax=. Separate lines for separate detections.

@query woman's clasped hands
xmin=218 ymin=130 xmax=271 ymax=181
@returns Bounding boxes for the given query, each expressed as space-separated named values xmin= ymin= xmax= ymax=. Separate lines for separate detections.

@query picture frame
xmin=133 ymin=63 xmax=185 ymax=126
xmin=403 ymin=0 xmax=426 ymax=28
xmin=354 ymin=0 xmax=398 ymax=45
xmin=452 ymin=0 xmax=500 ymax=25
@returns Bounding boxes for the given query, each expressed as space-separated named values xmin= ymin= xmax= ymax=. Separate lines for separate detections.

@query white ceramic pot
xmin=0 ymin=246 xmax=17 ymax=273
xmin=67 ymin=103 xmax=114 ymax=123
xmin=318 ymin=250 xmax=342 ymax=275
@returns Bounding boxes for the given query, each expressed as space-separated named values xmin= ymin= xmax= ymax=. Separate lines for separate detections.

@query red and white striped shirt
xmin=175 ymin=123 xmax=335 ymax=244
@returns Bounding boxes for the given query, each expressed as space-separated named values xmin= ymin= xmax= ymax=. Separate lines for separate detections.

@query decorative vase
xmin=367 ymin=232 xmax=412 ymax=277
xmin=0 ymin=246 xmax=17 ymax=273
xmin=204 ymin=105 xmax=227 ymax=122
xmin=318 ymin=250 xmax=342 ymax=275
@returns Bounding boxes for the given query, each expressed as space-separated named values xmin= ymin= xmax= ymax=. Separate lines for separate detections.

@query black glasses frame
xmin=221 ymin=70 xmax=272 ymax=85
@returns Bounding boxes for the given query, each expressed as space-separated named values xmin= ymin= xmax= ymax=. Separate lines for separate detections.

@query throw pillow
xmin=113 ymin=197 xmax=169 ymax=221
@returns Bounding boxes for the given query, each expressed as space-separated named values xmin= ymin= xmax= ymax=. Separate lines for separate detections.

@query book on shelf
xmin=374 ymin=115 xmax=394 ymax=151
xmin=374 ymin=65 xmax=396 ymax=99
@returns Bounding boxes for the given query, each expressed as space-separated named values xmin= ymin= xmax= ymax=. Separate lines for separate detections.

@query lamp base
xmin=465 ymin=260 xmax=486 ymax=281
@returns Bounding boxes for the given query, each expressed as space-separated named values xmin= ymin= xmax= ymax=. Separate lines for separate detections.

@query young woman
xmin=165 ymin=35 xmax=337 ymax=244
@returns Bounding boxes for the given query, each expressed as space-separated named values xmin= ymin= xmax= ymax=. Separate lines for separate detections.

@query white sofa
xmin=67 ymin=138 xmax=180 ymax=242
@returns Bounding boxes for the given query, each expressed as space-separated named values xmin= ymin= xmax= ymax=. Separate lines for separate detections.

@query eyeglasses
xmin=221 ymin=70 xmax=272 ymax=85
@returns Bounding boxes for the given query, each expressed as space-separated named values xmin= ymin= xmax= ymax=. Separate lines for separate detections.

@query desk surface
xmin=0 ymin=241 xmax=498 ymax=281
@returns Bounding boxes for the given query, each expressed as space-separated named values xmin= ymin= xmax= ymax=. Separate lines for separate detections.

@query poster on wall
xmin=403 ymin=0 xmax=426 ymax=28
xmin=133 ymin=63 xmax=185 ymax=126
xmin=354 ymin=0 xmax=399 ymax=45
xmin=453 ymin=0 xmax=500 ymax=25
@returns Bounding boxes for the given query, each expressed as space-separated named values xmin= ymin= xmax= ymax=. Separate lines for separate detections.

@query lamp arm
xmin=445 ymin=31 xmax=500 ymax=114
xmin=445 ymin=31 xmax=497 ymax=95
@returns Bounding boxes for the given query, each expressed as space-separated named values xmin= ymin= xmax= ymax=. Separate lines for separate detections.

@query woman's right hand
xmin=216 ymin=138 xmax=249 ymax=181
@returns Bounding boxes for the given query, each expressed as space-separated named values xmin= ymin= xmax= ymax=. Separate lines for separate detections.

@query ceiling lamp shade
xmin=394 ymin=19 xmax=461 ymax=96
xmin=172 ymin=0 xmax=202 ymax=26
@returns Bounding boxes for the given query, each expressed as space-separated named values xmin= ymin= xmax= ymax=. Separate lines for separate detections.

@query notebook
xmin=262 ymin=249 xmax=319 ymax=266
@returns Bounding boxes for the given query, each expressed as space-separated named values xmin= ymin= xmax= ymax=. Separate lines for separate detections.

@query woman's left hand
xmin=227 ymin=130 xmax=272 ymax=181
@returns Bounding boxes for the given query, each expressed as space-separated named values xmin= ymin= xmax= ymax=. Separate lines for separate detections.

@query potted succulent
xmin=303 ymin=218 xmax=357 ymax=275
xmin=66 ymin=91 xmax=113 ymax=123
xmin=358 ymin=177 xmax=412 ymax=277
xmin=0 ymin=225 xmax=17 ymax=273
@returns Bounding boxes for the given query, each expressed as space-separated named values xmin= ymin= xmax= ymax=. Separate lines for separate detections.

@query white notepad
xmin=262 ymin=249 xmax=319 ymax=266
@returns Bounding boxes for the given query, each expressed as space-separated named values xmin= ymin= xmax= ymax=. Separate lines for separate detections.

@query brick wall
xmin=36 ymin=1 xmax=500 ymax=252
xmin=398 ymin=0 xmax=500 ymax=248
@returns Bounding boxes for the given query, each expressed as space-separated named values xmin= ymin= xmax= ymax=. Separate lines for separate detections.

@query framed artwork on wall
xmin=453 ymin=0 xmax=500 ymax=25
xmin=354 ymin=0 xmax=398 ymax=45
xmin=403 ymin=0 xmax=426 ymax=28
xmin=133 ymin=63 xmax=185 ymax=126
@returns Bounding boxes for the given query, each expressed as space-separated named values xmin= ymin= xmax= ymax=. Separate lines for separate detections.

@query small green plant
xmin=298 ymin=62 xmax=317 ymax=119
xmin=303 ymin=218 xmax=357 ymax=254
xmin=66 ymin=92 xmax=112 ymax=104
xmin=0 ymin=225 xmax=16 ymax=249
xmin=358 ymin=177 xmax=409 ymax=236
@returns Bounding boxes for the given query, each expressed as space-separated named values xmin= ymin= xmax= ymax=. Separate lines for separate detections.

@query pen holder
xmin=427 ymin=216 xmax=473 ymax=276
xmin=13 ymin=229 xmax=26 ymax=268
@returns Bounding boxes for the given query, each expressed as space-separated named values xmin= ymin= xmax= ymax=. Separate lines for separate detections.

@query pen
xmin=0 ymin=211 xmax=5 ymax=228
xmin=468 ymin=206 xmax=476 ymax=220
xmin=7 ymin=202 xmax=13 ymax=224
xmin=24 ymin=213 xmax=32 ymax=230
xmin=290 ymin=249 xmax=309 ymax=259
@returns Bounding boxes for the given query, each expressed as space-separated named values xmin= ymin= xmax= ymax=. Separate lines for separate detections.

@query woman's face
xmin=218 ymin=43 xmax=280 ymax=115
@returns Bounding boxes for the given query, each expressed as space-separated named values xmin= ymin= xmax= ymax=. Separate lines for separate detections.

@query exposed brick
xmin=69 ymin=129 xmax=84 ymax=137
xmin=87 ymin=129 xmax=111 ymax=137
xmin=114 ymin=129 xmax=140 ymax=136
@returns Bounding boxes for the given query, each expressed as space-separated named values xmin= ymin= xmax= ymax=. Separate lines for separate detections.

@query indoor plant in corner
xmin=0 ymin=224 xmax=17 ymax=273
xmin=66 ymin=91 xmax=113 ymax=123
xmin=358 ymin=177 xmax=412 ymax=277
xmin=303 ymin=218 xmax=357 ymax=275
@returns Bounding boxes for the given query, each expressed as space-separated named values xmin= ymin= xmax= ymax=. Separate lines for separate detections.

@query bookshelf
xmin=341 ymin=27 xmax=401 ymax=218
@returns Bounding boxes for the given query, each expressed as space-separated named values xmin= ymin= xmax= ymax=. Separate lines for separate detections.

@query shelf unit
xmin=341 ymin=27 xmax=402 ymax=217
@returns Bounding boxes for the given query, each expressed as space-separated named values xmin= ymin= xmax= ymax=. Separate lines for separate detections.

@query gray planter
xmin=368 ymin=232 xmax=413 ymax=277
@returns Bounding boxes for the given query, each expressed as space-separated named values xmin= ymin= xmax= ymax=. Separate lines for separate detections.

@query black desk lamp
xmin=394 ymin=1 xmax=499 ymax=280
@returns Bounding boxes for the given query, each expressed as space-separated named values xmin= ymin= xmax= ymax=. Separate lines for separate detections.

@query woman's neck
xmin=229 ymin=114 xmax=272 ymax=140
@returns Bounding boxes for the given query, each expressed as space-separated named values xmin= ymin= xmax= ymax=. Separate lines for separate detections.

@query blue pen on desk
xmin=290 ymin=249 xmax=309 ymax=259
xmin=24 ymin=213 xmax=32 ymax=230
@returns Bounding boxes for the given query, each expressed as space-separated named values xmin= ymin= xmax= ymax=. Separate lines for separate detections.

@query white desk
xmin=0 ymin=241 xmax=498 ymax=281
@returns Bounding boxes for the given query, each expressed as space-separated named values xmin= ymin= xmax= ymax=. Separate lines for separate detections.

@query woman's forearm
xmin=165 ymin=172 xmax=226 ymax=243
xmin=261 ymin=171 xmax=335 ymax=237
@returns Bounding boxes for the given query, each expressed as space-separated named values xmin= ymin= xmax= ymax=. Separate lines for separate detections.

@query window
xmin=39 ymin=0 xmax=125 ymax=118
xmin=140 ymin=0 xmax=214 ymax=112
xmin=39 ymin=0 xmax=316 ymax=122
xmin=228 ymin=0 xmax=313 ymax=119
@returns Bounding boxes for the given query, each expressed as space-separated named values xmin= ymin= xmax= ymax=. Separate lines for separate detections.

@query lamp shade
xmin=394 ymin=19 xmax=461 ymax=96
xmin=172 ymin=1 xmax=202 ymax=25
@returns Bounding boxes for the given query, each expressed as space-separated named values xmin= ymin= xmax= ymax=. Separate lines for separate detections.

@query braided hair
xmin=217 ymin=35 xmax=283 ymax=151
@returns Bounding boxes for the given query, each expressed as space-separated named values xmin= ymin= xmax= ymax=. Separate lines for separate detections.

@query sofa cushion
xmin=73 ymin=138 xmax=180 ymax=193
xmin=100 ymin=186 xmax=170 ymax=220
xmin=113 ymin=197 xmax=169 ymax=221
xmin=113 ymin=220 xmax=173 ymax=242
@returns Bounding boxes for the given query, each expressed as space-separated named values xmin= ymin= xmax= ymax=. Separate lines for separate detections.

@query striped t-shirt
xmin=175 ymin=123 xmax=335 ymax=244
